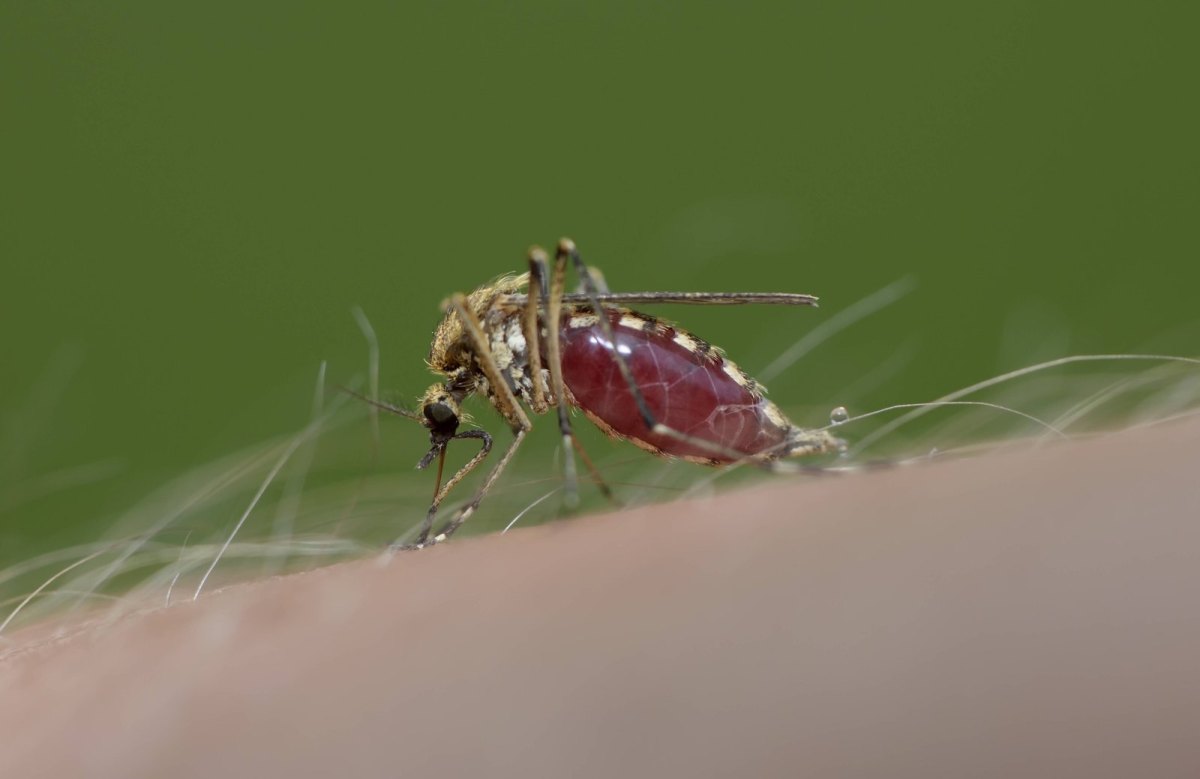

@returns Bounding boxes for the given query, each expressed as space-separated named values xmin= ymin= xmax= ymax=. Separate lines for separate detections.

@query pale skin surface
xmin=2 ymin=420 xmax=1199 ymax=778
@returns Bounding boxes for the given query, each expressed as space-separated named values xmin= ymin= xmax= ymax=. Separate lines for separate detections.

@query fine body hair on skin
xmin=3 ymin=294 xmax=1200 ymax=779
xmin=3 ymin=415 xmax=1200 ymax=779
xmin=2 ymin=291 xmax=1199 ymax=637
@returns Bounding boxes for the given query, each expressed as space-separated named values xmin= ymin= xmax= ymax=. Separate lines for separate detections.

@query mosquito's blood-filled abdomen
xmin=558 ymin=311 xmax=791 ymax=461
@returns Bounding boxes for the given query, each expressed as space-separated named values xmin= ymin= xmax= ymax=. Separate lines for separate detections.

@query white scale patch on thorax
xmin=486 ymin=315 xmax=545 ymax=403
xmin=488 ymin=332 xmax=515 ymax=372
xmin=506 ymin=326 xmax=527 ymax=356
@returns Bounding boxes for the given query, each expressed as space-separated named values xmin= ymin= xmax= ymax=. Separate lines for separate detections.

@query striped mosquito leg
xmin=526 ymin=249 xmax=616 ymax=500
xmin=401 ymin=429 xmax=493 ymax=548
xmin=524 ymin=247 xmax=549 ymax=414
xmin=413 ymin=294 xmax=533 ymax=544
xmin=431 ymin=428 xmax=526 ymax=543
xmin=544 ymin=246 xmax=581 ymax=507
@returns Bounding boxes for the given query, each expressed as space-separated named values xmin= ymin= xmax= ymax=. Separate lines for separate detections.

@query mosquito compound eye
xmin=424 ymin=401 xmax=459 ymax=434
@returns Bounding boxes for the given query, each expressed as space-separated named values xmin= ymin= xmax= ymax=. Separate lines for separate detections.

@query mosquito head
xmin=414 ymin=382 xmax=484 ymax=475
xmin=414 ymin=384 xmax=459 ymax=471
xmin=419 ymin=382 xmax=463 ymax=437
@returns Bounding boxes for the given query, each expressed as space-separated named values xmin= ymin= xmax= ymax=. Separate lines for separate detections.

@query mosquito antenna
xmin=338 ymin=385 xmax=423 ymax=422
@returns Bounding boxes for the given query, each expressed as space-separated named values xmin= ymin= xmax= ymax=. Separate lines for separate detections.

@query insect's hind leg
xmin=531 ymin=247 xmax=617 ymax=504
xmin=556 ymin=238 xmax=803 ymax=467
xmin=528 ymin=249 xmax=614 ymax=504
xmin=541 ymin=244 xmax=588 ymax=507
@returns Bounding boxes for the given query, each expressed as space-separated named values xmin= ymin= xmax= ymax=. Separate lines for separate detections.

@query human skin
xmin=2 ymin=419 xmax=1199 ymax=778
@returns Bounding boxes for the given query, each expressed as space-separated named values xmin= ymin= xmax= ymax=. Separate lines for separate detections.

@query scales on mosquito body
xmin=366 ymin=239 xmax=844 ymax=550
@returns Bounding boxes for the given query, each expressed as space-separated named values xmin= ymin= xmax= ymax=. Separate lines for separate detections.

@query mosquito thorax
xmin=427 ymin=273 xmax=530 ymax=376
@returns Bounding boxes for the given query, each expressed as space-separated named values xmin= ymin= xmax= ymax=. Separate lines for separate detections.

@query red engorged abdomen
xmin=558 ymin=311 xmax=790 ymax=461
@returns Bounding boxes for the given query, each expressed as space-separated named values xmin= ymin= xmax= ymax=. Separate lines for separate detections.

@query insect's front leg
xmin=396 ymin=429 xmax=493 ymax=550
xmin=399 ymin=293 xmax=534 ymax=549
xmin=428 ymin=426 xmax=527 ymax=545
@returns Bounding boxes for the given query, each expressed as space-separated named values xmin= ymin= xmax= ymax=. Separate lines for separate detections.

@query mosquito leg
xmin=544 ymin=248 xmax=581 ymax=507
xmin=496 ymin=291 xmax=820 ymax=308
xmin=524 ymin=247 xmax=550 ymax=414
xmin=583 ymin=266 xmax=611 ymax=294
xmin=519 ymin=248 xmax=613 ymax=502
xmin=447 ymin=293 xmax=532 ymax=434
xmin=557 ymin=238 xmax=765 ymax=466
xmin=525 ymin=247 xmax=617 ymax=500
xmin=404 ymin=429 xmax=493 ymax=548
xmin=571 ymin=435 xmax=615 ymax=502
xmin=430 ymin=428 xmax=527 ymax=543
xmin=407 ymin=294 xmax=532 ymax=544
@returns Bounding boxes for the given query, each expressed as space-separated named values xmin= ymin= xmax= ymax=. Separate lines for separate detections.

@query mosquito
xmin=365 ymin=239 xmax=844 ymax=549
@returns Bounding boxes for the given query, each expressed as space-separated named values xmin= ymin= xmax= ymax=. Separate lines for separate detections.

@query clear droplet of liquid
xmin=829 ymin=406 xmax=849 ymax=425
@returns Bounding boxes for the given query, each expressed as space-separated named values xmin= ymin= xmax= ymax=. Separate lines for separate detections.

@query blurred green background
xmin=3 ymin=3 xmax=1198 ymax=575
